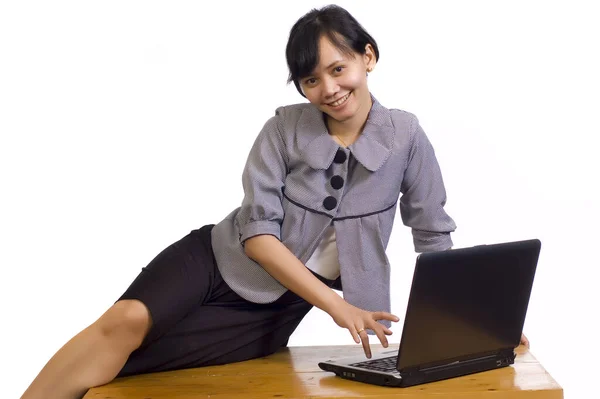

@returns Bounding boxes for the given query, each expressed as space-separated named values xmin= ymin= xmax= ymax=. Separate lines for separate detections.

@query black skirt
xmin=116 ymin=224 xmax=334 ymax=377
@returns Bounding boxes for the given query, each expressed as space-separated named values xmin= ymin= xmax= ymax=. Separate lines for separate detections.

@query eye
xmin=304 ymin=77 xmax=317 ymax=86
xmin=333 ymin=66 xmax=344 ymax=73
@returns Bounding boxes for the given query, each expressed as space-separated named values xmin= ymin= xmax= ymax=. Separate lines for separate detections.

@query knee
xmin=98 ymin=300 xmax=152 ymax=348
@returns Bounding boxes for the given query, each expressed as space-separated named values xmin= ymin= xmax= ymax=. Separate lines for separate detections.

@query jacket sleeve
xmin=235 ymin=111 xmax=288 ymax=244
xmin=399 ymin=117 xmax=457 ymax=252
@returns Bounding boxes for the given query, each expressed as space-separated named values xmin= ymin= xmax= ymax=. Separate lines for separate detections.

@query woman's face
xmin=300 ymin=35 xmax=376 ymax=124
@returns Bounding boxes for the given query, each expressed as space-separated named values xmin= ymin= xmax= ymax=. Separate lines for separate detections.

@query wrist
xmin=320 ymin=289 xmax=346 ymax=315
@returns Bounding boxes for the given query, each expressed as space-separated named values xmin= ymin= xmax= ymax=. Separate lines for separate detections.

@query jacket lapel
xmin=297 ymin=96 xmax=395 ymax=172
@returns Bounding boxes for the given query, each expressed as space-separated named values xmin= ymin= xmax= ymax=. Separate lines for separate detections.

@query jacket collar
xmin=297 ymin=95 xmax=395 ymax=172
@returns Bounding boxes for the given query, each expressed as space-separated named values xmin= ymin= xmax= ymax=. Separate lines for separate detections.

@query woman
xmin=21 ymin=4 xmax=499 ymax=399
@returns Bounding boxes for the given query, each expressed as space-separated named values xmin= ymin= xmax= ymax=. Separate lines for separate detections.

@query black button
xmin=333 ymin=149 xmax=347 ymax=163
xmin=330 ymin=175 xmax=344 ymax=190
xmin=323 ymin=196 xmax=337 ymax=210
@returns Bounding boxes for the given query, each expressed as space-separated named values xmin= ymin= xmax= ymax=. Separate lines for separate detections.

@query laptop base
xmin=318 ymin=350 xmax=516 ymax=388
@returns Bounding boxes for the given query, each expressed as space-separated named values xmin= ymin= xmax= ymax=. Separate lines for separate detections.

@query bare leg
xmin=21 ymin=299 xmax=152 ymax=399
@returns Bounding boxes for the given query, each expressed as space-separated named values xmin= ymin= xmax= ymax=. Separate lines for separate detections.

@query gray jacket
xmin=211 ymin=96 xmax=456 ymax=323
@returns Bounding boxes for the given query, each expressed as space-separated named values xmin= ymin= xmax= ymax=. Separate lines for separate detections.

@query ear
xmin=363 ymin=43 xmax=377 ymax=72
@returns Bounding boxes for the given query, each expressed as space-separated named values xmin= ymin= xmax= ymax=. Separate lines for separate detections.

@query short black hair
xmin=285 ymin=4 xmax=379 ymax=97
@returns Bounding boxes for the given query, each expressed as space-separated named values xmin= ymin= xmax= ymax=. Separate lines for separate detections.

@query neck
xmin=326 ymin=94 xmax=373 ymax=141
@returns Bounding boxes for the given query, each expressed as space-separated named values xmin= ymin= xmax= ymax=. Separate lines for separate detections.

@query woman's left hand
xmin=520 ymin=333 xmax=530 ymax=348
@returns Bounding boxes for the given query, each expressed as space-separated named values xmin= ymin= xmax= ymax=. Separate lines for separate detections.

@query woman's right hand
xmin=329 ymin=300 xmax=400 ymax=359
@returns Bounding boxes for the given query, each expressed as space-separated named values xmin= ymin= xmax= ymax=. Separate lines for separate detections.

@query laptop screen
xmin=396 ymin=240 xmax=540 ymax=371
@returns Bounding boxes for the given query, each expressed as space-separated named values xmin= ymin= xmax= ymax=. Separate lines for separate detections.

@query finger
xmin=371 ymin=312 xmax=400 ymax=322
xmin=373 ymin=324 xmax=389 ymax=348
xmin=369 ymin=319 xmax=394 ymax=335
xmin=359 ymin=330 xmax=371 ymax=358
xmin=349 ymin=328 xmax=360 ymax=344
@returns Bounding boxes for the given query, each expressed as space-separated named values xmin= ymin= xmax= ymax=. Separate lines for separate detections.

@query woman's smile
xmin=326 ymin=91 xmax=352 ymax=108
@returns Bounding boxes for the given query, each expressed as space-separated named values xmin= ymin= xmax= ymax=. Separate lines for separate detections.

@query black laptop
xmin=318 ymin=239 xmax=541 ymax=387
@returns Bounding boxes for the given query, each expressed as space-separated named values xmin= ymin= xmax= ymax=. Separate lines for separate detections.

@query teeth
xmin=329 ymin=92 xmax=350 ymax=107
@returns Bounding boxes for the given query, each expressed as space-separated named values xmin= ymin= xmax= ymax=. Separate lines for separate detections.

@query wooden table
xmin=84 ymin=345 xmax=563 ymax=398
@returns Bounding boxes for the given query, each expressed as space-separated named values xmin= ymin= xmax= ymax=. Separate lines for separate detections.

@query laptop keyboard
xmin=350 ymin=356 xmax=398 ymax=372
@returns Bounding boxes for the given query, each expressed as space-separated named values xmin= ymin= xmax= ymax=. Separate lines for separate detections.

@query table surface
xmin=84 ymin=344 xmax=563 ymax=398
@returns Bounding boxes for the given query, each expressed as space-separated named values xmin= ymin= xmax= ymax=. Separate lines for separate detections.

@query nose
xmin=322 ymin=76 xmax=339 ymax=99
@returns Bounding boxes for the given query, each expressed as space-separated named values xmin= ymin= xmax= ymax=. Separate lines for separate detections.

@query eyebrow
xmin=325 ymin=60 xmax=344 ymax=69
xmin=307 ymin=60 xmax=344 ymax=78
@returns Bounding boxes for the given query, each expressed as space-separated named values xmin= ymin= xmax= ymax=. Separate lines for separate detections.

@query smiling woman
xmin=12 ymin=2 xmax=583 ymax=399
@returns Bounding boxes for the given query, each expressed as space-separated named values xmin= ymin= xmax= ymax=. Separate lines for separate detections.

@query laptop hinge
xmin=413 ymin=347 xmax=516 ymax=373
xmin=417 ymin=354 xmax=497 ymax=373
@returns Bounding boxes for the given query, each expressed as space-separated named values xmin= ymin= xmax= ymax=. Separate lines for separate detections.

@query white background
xmin=1 ymin=1 xmax=598 ymax=398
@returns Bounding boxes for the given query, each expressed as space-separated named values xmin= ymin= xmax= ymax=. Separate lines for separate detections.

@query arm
xmin=237 ymin=112 xmax=336 ymax=310
xmin=244 ymin=235 xmax=342 ymax=315
xmin=245 ymin=234 xmax=398 ymax=358
xmin=400 ymin=118 xmax=457 ymax=252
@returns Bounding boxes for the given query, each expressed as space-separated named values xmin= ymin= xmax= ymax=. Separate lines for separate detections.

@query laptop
xmin=318 ymin=239 xmax=541 ymax=387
